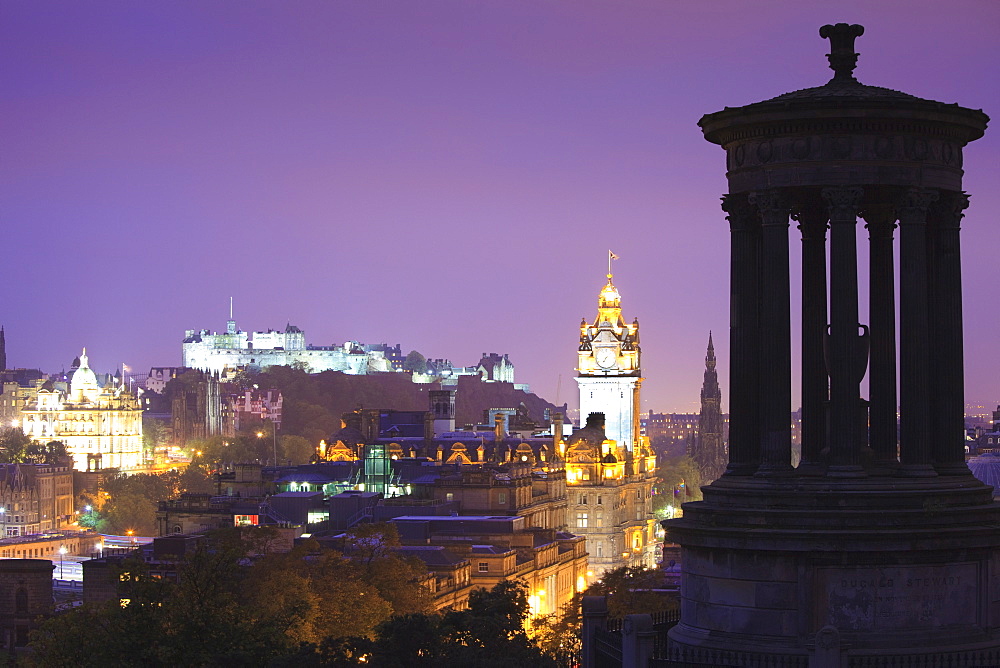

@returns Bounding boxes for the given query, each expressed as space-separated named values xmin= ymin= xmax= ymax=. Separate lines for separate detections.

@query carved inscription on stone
xmin=818 ymin=563 xmax=978 ymax=631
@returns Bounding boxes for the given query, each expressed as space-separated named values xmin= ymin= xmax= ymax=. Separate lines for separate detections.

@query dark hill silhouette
xmin=244 ymin=367 xmax=567 ymax=443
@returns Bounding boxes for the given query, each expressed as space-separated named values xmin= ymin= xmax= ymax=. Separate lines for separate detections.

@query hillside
xmin=248 ymin=367 xmax=567 ymax=443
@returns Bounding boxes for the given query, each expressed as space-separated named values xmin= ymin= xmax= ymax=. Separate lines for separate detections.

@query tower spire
xmin=226 ymin=298 xmax=237 ymax=335
xmin=691 ymin=331 xmax=725 ymax=483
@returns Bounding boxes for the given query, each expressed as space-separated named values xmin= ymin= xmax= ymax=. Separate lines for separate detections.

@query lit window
xmin=577 ymin=512 xmax=588 ymax=528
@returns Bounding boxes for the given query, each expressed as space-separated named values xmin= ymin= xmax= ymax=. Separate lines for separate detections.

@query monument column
xmin=897 ymin=187 xmax=939 ymax=476
xmin=750 ymin=189 xmax=793 ymax=475
xmin=794 ymin=199 xmax=829 ymax=473
xmin=722 ymin=193 xmax=761 ymax=475
xmin=863 ymin=202 xmax=899 ymax=472
xmin=822 ymin=187 xmax=867 ymax=475
xmin=929 ymin=191 xmax=971 ymax=475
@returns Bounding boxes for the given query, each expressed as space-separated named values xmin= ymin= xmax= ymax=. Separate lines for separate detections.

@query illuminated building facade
xmin=563 ymin=414 xmax=656 ymax=575
xmin=21 ymin=350 xmax=144 ymax=472
xmin=0 ymin=463 xmax=75 ymax=536
xmin=576 ymin=270 xmax=641 ymax=451
xmin=568 ymin=267 xmax=657 ymax=574
xmin=183 ymin=318 xmax=395 ymax=375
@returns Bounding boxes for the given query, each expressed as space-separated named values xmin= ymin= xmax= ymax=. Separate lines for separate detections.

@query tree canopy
xmin=27 ymin=526 xmax=558 ymax=667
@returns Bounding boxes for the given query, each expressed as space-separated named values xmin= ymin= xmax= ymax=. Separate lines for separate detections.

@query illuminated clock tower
xmin=576 ymin=261 xmax=642 ymax=451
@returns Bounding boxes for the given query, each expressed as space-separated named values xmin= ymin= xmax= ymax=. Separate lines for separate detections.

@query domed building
xmin=21 ymin=349 xmax=143 ymax=472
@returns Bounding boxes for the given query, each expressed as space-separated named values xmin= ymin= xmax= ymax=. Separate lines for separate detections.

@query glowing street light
xmin=58 ymin=546 xmax=67 ymax=579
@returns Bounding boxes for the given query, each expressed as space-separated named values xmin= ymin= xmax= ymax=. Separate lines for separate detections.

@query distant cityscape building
xmin=181 ymin=315 xmax=523 ymax=390
xmin=20 ymin=349 xmax=144 ymax=471
xmin=145 ymin=367 xmax=185 ymax=394
xmin=0 ymin=463 xmax=75 ymax=536
xmin=972 ymin=405 xmax=1000 ymax=454
xmin=183 ymin=317 xmax=396 ymax=376
xmin=689 ymin=333 xmax=726 ymax=482
xmin=644 ymin=412 xmax=700 ymax=446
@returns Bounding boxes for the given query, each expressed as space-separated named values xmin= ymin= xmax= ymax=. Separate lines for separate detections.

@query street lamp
xmin=126 ymin=529 xmax=135 ymax=546
xmin=58 ymin=546 xmax=67 ymax=580
xmin=0 ymin=507 xmax=5 ymax=538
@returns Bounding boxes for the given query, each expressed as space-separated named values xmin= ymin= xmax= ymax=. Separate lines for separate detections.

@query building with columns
xmin=21 ymin=349 xmax=143 ymax=472
xmin=665 ymin=24 xmax=1000 ymax=664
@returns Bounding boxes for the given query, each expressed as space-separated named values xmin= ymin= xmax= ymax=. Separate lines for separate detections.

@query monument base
xmin=664 ymin=474 xmax=1000 ymax=665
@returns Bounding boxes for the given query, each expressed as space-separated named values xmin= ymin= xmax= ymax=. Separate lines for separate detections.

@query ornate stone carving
xmin=819 ymin=23 xmax=865 ymax=81
xmin=721 ymin=194 xmax=756 ymax=232
xmin=756 ymin=140 xmax=774 ymax=163
xmin=791 ymin=137 xmax=811 ymax=160
xmin=934 ymin=191 xmax=970 ymax=230
xmin=748 ymin=189 xmax=790 ymax=221
xmin=897 ymin=187 xmax=939 ymax=224
xmin=822 ymin=186 xmax=863 ymax=220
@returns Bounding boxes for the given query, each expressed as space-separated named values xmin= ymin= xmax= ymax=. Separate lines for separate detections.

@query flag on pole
xmin=610 ymin=251 xmax=619 ymax=260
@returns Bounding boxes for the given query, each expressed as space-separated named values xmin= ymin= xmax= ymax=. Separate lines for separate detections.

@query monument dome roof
xmin=700 ymin=23 xmax=989 ymax=146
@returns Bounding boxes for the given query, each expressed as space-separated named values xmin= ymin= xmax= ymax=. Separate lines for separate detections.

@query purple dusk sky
xmin=2 ymin=1 xmax=998 ymax=415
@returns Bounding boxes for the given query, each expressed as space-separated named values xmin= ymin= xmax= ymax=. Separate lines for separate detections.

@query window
xmin=446 ymin=493 xmax=454 ymax=502
xmin=581 ymin=495 xmax=587 ymax=505
xmin=577 ymin=512 xmax=588 ymax=528
xmin=479 ymin=562 xmax=489 ymax=573
xmin=597 ymin=496 xmax=602 ymax=505
xmin=498 ymin=491 xmax=507 ymax=505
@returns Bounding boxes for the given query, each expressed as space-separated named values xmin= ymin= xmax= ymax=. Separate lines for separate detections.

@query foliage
xmin=29 ymin=526 xmax=557 ymax=667
xmin=530 ymin=594 xmax=583 ymax=659
xmin=402 ymin=349 xmax=428 ymax=374
xmin=178 ymin=462 xmax=215 ymax=495
xmin=142 ymin=416 xmax=168 ymax=453
xmin=24 ymin=440 xmax=69 ymax=465
xmin=78 ymin=507 xmax=102 ymax=530
xmin=280 ymin=434 xmax=315 ymax=465
xmin=365 ymin=580 xmax=557 ymax=668
xmin=654 ymin=454 xmax=703 ymax=509
xmin=585 ymin=566 xmax=677 ymax=619
xmin=0 ymin=427 xmax=32 ymax=463
xmin=86 ymin=466 xmax=212 ymax=535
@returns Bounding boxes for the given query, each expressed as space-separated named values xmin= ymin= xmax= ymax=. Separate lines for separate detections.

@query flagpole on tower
xmin=608 ymin=250 xmax=619 ymax=279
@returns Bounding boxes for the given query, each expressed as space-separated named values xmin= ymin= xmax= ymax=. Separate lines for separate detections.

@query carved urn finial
xmin=819 ymin=23 xmax=865 ymax=82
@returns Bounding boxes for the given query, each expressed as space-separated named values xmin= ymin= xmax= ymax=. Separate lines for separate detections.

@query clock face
xmin=595 ymin=347 xmax=617 ymax=369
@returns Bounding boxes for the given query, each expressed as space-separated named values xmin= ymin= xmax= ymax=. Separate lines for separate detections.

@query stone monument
xmin=665 ymin=24 xmax=1000 ymax=666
